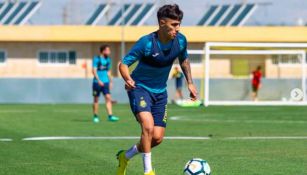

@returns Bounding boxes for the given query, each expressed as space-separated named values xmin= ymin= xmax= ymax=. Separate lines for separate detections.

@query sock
xmin=125 ymin=145 xmax=139 ymax=159
xmin=142 ymin=152 xmax=152 ymax=173
xmin=108 ymin=115 xmax=113 ymax=118
xmin=94 ymin=114 xmax=98 ymax=118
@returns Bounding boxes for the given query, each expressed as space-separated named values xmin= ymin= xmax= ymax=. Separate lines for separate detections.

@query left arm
xmin=179 ymin=59 xmax=193 ymax=84
xmin=108 ymin=70 xmax=113 ymax=89
xmin=107 ymin=59 xmax=113 ymax=89
xmin=179 ymin=58 xmax=197 ymax=100
xmin=178 ymin=35 xmax=197 ymax=100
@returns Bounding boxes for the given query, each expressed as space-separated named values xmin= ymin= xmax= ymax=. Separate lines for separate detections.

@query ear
xmin=159 ymin=19 xmax=166 ymax=27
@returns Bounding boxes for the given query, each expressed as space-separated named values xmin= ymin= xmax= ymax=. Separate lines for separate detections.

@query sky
xmin=15 ymin=0 xmax=307 ymax=26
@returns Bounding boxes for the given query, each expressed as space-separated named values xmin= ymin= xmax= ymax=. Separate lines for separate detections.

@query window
xmin=272 ymin=54 xmax=304 ymax=65
xmin=38 ymin=51 xmax=76 ymax=65
xmin=68 ymin=51 xmax=76 ymax=64
xmin=0 ymin=51 xmax=6 ymax=63
xmin=188 ymin=54 xmax=202 ymax=64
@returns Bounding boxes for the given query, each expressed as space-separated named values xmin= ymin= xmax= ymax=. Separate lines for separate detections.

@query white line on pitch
xmin=21 ymin=136 xmax=307 ymax=141
xmin=170 ymin=116 xmax=307 ymax=124
xmin=225 ymin=136 xmax=307 ymax=140
xmin=0 ymin=138 xmax=13 ymax=141
xmin=22 ymin=136 xmax=140 ymax=141
xmin=22 ymin=136 xmax=211 ymax=141
xmin=0 ymin=110 xmax=37 ymax=113
xmin=52 ymin=109 xmax=133 ymax=113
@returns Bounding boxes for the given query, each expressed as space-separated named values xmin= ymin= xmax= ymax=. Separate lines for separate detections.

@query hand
xmin=188 ymin=83 xmax=197 ymax=101
xmin=98 ymin=81 xmax=104 ymax=87
xmin=109 ymin=82 xmax=113 ymax=89
xmin=125 ymin=79 xmax=136 ymax=90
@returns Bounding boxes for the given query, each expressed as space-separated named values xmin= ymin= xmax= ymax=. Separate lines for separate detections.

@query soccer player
xmin=117 ymin=4 xmax=197 ymax=175
xmin=251 ymin=66 xmax=262 ymax=101
xmin=172 ymin=66 xmax=184 ymax=101
xmin=92 ymin=45 xmax=119 ymax=123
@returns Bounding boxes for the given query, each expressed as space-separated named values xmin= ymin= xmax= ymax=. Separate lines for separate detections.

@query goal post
xmin=195 ymin=42 xmax=307 ymax=106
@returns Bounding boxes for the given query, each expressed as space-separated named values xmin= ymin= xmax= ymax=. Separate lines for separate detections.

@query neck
xmin=157 ymin=30 xmax=171 ymax=44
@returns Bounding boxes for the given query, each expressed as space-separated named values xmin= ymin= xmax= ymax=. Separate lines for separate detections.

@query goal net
xmin=189 ymin=42 xmax=307 ymax=106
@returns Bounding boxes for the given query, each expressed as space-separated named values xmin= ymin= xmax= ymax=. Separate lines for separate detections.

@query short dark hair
xmin=100 ymin=44 xmax=109 ymax=53
xmin=157 ymin=4 xmax=183 ymax=21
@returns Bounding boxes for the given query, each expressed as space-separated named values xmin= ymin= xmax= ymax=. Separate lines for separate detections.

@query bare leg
xmin=93 ymin=96 xmax=99 ymax=115
xmin=136 ymin=112 xmax=154 ymax=153
xmin=178 ymin=89 xmax=183 ymax=99
xmin=175 ymin=89 xmax=182 ymax=100
xmin=151 ymin=126 xmax=165 ymax=148
xmin=104 ymin=94 xmax=113 ymax=116
xmin=254 ymin=90 xmax=258 ymax=101
xmin=175 ymin=89 xmax=179 ymax=100
xmin=135 ymin=112 xmax=155 ymax=173
xmin=252 ymin=90 xmax=258 ymax=101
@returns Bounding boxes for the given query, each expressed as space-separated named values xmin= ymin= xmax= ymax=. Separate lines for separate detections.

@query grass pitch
xmin=0 ymin=104 xmax=306 ymax=175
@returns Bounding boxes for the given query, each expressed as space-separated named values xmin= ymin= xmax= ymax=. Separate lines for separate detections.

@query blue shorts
xmin=92 ymin=82 xmax=110 ymax=97
xmin=176 ymin=80 xmax=183 ymax=89
xmin=127 ymin=86 xmax=168 ymax=127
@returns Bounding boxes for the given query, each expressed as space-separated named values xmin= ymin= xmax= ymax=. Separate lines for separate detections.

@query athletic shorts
xmin=176 ymin=80 xmax=183 ymax=90
xmin=252 ymin=84 xmax=259 ymax=92
xmin=92 ymin=82 xmax=110 ymax=97
xmin=127 ymin=86 xmax=168 ymax=127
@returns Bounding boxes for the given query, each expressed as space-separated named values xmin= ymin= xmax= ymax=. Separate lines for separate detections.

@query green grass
xmin=0 ymin=104 xmax=307 ymax=175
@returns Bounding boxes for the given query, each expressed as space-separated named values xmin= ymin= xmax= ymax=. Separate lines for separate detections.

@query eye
xmin=172 ymin=23 xmax=180 ymax=27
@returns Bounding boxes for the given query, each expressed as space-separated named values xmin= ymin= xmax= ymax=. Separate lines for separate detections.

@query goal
xmin=188 ymin=42 xmax=307 ymax=106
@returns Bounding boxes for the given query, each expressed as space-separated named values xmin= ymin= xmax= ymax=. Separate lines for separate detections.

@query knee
xmin=105 ymin=95 xmax=112 ymax=103
xmin=94 ymin=97 xmax=99 ymax=103
xmin=142 ymin=125 xmax=154 ymax=136
xmin=152 ymin=135 xmax=164 ymax=146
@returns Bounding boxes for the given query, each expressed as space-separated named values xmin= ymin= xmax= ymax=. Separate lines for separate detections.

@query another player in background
xmin=251 ymin=66 xmax=262 ymax=101
xmin=92 ymin=45 xmax=119 ymax=123
xmin=117 ymin=4 xmax=197 ymax=175
xmin=172 ymin=66 xmax=184 ymax=101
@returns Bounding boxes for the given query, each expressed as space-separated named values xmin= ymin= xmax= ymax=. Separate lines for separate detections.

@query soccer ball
xmin=183 ymin=158 xmax=211 ymax=175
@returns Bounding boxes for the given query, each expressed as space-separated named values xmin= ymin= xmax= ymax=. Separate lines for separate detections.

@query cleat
xmin=93 ymin=115 xmax=100 ymax=123
xmin=144 ymin=170 xmax=155 ymax=175
xmin=108 ymin=115 xmax=119 ymax=122
xmin=116 ymin=150 xmax=129 ymax=175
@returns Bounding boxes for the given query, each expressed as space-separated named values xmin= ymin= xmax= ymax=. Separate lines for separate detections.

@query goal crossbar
xmin=202 ymin=42 xmax=307 ymax=106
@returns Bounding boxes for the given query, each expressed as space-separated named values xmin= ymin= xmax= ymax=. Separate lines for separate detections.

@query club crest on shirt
xmin=139 ymin=97 xmax=147 ymax=108
xmin=99 ymin=65 xmax=107 ymax=70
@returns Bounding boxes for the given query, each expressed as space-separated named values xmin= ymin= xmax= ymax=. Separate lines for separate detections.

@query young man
xmin=117 ymin=4 xmax=197 ymax=175
xmin=172 ymin=66 xmax=184 ymax=101
xmin=251 ymin=66 xmax=262 ymax=101
xmin=92 ymin=45 xmax=119 ymax=123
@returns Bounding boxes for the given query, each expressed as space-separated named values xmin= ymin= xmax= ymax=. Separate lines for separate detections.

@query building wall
xmin=265 ymin=57 xmax=307 ymax=78
xmin=0 ymin=42 xmax=306 ymax=79
xmin=0 ymin=41 xmax=205 ymax=78
xmin=0 ymin=42 xmax=122 ymax=78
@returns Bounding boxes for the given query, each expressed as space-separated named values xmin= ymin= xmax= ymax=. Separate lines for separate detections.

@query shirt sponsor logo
xmin=152 ymin=53 xmax=159 ymax=57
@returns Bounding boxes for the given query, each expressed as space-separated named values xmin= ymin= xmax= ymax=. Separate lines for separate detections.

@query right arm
xmin=118 ymin=63 xmax=135 ymax=89
xmin=118 ymin=37 xmax=145 ymax=90
xmin=92 ymin=57 xmax=104 ymax=86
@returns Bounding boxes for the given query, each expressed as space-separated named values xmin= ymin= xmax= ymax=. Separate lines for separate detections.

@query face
xmin=101 ymin=47 xmax=111 ymax=57
xmin=159 ymin=18 xmax=181 ymax=40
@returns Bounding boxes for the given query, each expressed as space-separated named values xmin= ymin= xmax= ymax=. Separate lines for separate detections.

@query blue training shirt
xmin=92 ymin=55 xmax=111 ymax=83
xmin=122 ymin=32 xmax=188 ymax=93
